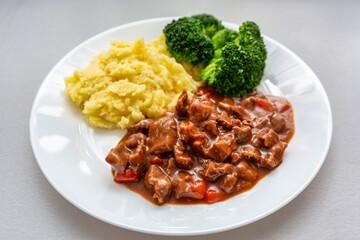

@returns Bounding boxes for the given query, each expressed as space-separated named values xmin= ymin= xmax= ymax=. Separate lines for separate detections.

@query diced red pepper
xmin=178 ymin=180 xmax=207 ymax=199
xmin=150 ymin=156 xmax=163 ymax=165
xmin=206 ymin=189 xmax=221 ymax=203
xmin=205 ymin=92 xmax=211 ymax=98
xmin=192 ymin=180 xmax=207 ymax=199
xmin=114 ymin=168 xmax=140 ymax=183
xmin=273 ymin=100 xmax=290 ymax=112
xmin=255 ymin=99 xmax=273 ymax=111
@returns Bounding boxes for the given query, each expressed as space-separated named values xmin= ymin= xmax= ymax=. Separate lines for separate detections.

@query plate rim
xmin=29 ymin=16 xmax=333 ymax=236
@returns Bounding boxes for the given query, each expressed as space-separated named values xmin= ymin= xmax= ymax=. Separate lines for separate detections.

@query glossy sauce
xmin=106 ymin=86 xmax=295 ymax=205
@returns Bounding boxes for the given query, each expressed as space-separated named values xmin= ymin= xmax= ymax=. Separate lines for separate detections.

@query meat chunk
xmin=241 ymin=96 xmax=256 ymax=110
xmin=144 ymin=166 xmax=172 ymax=205
xmin=125 ymin=133 xmax=148 ymax=174
xmin=269 ymin=112 xmax=286 ymax=133
xmin=126 ymin=119 xmax=154 ymax=135
xmin=191 ymin=140 xmax=207 ymax=157
xmin=201 ymin=120 xmax=219 ymax=137
xmin=200 ymin=161 xmax=233 ymax=181
xmin=218 ymin=102 xmax=250 ymax=120
xmin=173 ymin=171 xmax=206 ymax=199
xmin=128 ymin=142 xmax=147 ymax=174
xmin=262 ymin=129 xmax=280 ymax=147
xmin=162 ymin=156 xmax=177 ymax=176
xmin=251 ymin=135 xmax=263 ymax=148
xmin=241 ymin=147 xmax=262 ymax=163
xmin=179 ymin=122 xmax=205 ymax=143
xmin=230 ymin=151 xmax=242 ymax=164
xmin=255 ymin=117 xmax=269 ymax=129
xmin=105 ymin=143 xmax=129 ymax=173
xmin=272 ymin=142 xmax=287 ymax=160
xmin=187 ymin=98 xmax=216 ymax=124
xmin=230 ymin=145 xmax=262 ymax=166
xmin=232 ymin=119 xmax=242 ymax=127
xmin=231 ymin=105 xmax=250 ymax=120
xmin=175 ymin=90 xmax=189 ymax=117
xmin=207 ymin=133 xmax=238 ymax=162
xmin=106 ymin=133 xmax=148 ymax=175
xmin=261 ymin=155 xmax=278 ymax=168
xmin=218 ymin=171 xmax=238 ymax=194
xmin=252 ymin=128 xmax=280 ymax=148
xmin=174 ymin=140 xmax=194 ymax=169
xmin=217 ymin=112 xmax=233 ymax=130
xmin=148 ymin=116 xmax=177 ymax=154
xmin=233 ymin=126 xmax=252 ymax=143
xmin=235 ymin=160 xmax=257 ymax=181
xmin=261 ymin=142 xmax=287 ymax=168
xmin=242 ymin=119 xmax=254 ymax=128
xmin=125 ymin=133 xmax=147 ymax=148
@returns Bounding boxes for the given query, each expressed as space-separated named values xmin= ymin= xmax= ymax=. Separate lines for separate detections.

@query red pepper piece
xmin=206 ymin=189 xmax=221 ymax=203
xmin=114 ymin=168 xmax=140 ymax=183
xmin=273 ymin=100 xmax=290 ymax=112
xmin=255 ymin=99 xmax=273 ymax=111
xmin=192 ymin=180 xmax=207 ymax=199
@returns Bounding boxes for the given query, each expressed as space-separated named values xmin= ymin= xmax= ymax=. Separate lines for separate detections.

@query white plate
xmin=30 ymin=17 xmax=332 ymax=236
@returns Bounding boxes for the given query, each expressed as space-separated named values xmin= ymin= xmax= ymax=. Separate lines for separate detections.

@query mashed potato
xmin=65 ymin=34 xmax=201 ymax=129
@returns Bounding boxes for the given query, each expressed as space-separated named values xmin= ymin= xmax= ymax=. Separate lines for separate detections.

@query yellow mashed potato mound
xmin=65 ymin=34 xmax=201 ymax=129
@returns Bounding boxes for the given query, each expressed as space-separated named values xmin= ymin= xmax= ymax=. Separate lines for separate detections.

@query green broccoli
xmin=234 ymin=21 xmax=267 ymax=85
xmin=211 ymin=28 xmax=238 ymax=49
xmin=201 ymin=21 xmax=267 ymax=97
xmin=236 ymin=21 xmax=262 ymax=40
xmin=191 ymin=14 xmax=224 ymax=38
xmin=163 ymin=17 xmax=214 ymax=65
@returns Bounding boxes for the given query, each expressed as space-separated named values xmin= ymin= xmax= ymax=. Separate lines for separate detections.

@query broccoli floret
xmin=212 ymin=28 xmax=238 ymax=49
xmin=236 ymin=21 xmax=262 ymax=40
xmin=201 ymin=21 xmax=267 ymax=97
xmin=191 ymin=14 xmax=224 ymax=37
xmin=201 ymin=43 xmax=248 ymax=97
xmin=235 ymin=21 xmax=267 ymax=83
xmin=163 ymin=17 xmax=214 ymax=65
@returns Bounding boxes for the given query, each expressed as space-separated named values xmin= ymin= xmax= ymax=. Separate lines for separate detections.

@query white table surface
xmin=1 ymin=0 xmax=359 ymax=239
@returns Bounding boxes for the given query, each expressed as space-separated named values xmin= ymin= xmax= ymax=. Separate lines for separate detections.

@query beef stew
xmin=106 ymin=87 xmax=295 ymax=205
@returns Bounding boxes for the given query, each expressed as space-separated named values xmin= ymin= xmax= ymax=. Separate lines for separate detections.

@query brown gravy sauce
xmin=106 ymin=86 xmax=295 ymax=205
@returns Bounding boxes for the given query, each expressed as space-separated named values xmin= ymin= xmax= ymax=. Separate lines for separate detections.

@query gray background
xmin=1 ymin=0 xmax=359 ymax=239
